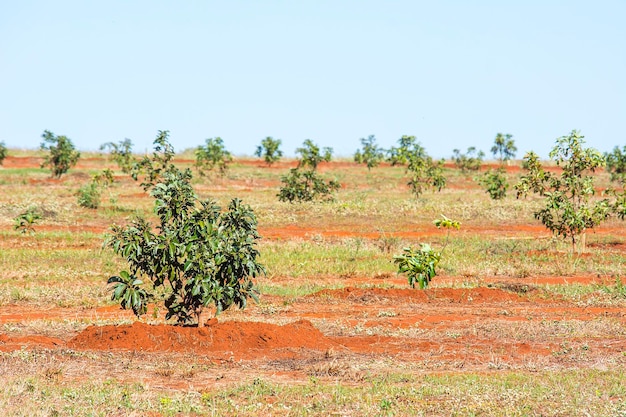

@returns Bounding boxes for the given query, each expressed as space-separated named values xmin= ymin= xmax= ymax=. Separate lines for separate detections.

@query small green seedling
xmin=394 ymin=244 xmax=441 ymax=289
xmin=14 ymin=208 xmax=42 ymax=234
xmin=394 ymin=215 xmax=460 ymax=289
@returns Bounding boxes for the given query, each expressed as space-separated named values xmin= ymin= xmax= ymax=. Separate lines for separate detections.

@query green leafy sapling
xmin=278 ymin=139 xmax=340 ymax=202
xmin=130 ymin=130 xmax=177 ymax=190
xmin=515 ymin=130 xmax=611 ymax=253
xmin=14 ymin=207 xmax=42 ymax=234
xmin=394 ymin=244 xmax=441 ymax=289
xmin=394 ymin=215 xmax=460 ymax=289
xmin=452 ymin=147 xmax=484 ymax=173
xmin=77 ymin=169 xmax=116 ymax=209
xmin=100 ymin=139 xmax=135 ymax=173
xmin=387 ymin=135 xmax=420 ymax=166
xmin=195 ymin=137 xmax=233 ymax=176
xmin=433 ymin=214 xmax=462 ymax=252
xmin=491 ymin=133 xmax=517 ymax=164
xmin=40 ymin=130 xmax=81 ymax=178
xmin=387 ymin=136 xmax=447 ymax=198
xmin=277 ymin=168 xmax=340 ymax=202
xmin=407 ymin=155 xmax=447 ymax=199
xmin=605 ymin=145 xmax=626 ymax=184
xmin=107 ymin=134 xmax=264 ymax=326
xmin=478 ymin=168 xmax=509 ymax=200
xmin=0 ymin=141 xmax=7 ymax=165
xmin=76 ymin=182 xmax=101 ymax=209
xmin=479 ymin=133 xmax=515 ymax=199
xmin=354 ymin=135 xmax=385 ymax=170
xmin=296 ymin=139 xmax=333 ymax=170
xmin=255 ymin=137 xmax=283 ymax=166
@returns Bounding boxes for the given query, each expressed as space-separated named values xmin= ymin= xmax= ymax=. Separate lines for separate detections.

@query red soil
xmin=313 ymin=287 xmax=525 ymax=303
xmin=1 ymin=284 xmax=624 ymax=382
xmin=67 ymin=319 xmax=334 ymax=359
xmin=0 ymin=334 xmax=63 ymax=352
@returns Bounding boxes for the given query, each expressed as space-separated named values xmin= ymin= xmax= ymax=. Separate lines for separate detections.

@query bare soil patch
xmin=2 ymin=285 xmax=624 ymax=376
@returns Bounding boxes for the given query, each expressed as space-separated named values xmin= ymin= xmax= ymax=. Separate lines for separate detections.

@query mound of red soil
xmin=0 ymin=334 xmax=63 ymax=352
xmin=67 ymin=319 xmax=335 ymax=358
xmin=313 ymin=287 xmax=525 ymax=303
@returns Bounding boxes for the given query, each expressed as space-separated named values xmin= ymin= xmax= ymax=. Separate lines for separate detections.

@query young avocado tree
xmin=195 ymin=137 xmax=233 ymax=176
xmin=605 ymin=145 xmax=626 ymax=184
xmin=0 ymin=141 xmax=7 ymax=165
xmin=100 ymin=138 xmax=136 ymax=173
xmin=130 ymin=130 xmax=176 ymax=191
xmin=452 ymin=146 xmax=484 ymax=173
xmin=478 ymin=167 xmax=509 ymax=200
xmin=478 ymin=133 xmax=517 ymax=200
xmin=515 ymin=130 xmax=612 ymax=253
xmin=40 ymin=130 xmax=81 ymax=178
xmin=277 ymin=168 xmax=340 ymax=202
xmin=354 ymin=135 xmax=385 ymax=170
xmin=394 ymin=215 xmax=460 ymax=289
xmin=296 ymin=139 xmax=332 ymax=170
xmin=387 ymin=135 xmax=420 ymax=166
xmin=490 ymin=133 xmax=517 ymax=164
xmin=406 ymin=151 xmax=447 ymax=199
xmin=278 ymin=139 xmax=340 ymax=202
xmin=107 ymin=134 xmax=264 ymax=326
xmin=76 ymin=169 xmax=115 ymax=209
xmin=387 ymin=136 xmax=446 ymax=198
xmin=255 ymin=137 xmax=283 ymax=166
xmin=479 ymin=133 xmax=515 ymax=199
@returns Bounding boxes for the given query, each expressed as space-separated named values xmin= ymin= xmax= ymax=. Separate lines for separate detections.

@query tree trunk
xmin=581 ymin=230 xmax=587 ymax=253
xmin=196 ymin=308 xmax=209 ymax=328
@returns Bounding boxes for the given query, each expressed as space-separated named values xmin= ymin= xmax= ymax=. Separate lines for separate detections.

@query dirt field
xmin=0 ymin=154 xmax=625 ymax=416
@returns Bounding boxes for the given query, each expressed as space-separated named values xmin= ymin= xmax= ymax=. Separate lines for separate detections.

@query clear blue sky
xmin=1 ymin=1 xmax=624 ymax=159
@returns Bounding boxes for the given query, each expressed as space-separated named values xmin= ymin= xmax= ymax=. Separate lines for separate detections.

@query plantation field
xmin=0 ymin=153 xmax=625 ymax=416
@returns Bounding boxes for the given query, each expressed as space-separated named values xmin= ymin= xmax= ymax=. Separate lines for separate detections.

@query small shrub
xmin=100 ymin=139 xmax=135 ymax=173
xmin=605 ymin=145 xmax=626 ymax=184
xmin=394 ymin=244 xmax=441 ymax=289
xmin=386 ymin=135 xmax=447 ymax=198
xmin=107 ymin=135 xmax=264 ymax=326
xmin=195 ymin=137 xmax=233 ymax=176
xmin=278 ymin=168 xmax=340 ymax=203
xmin=354 ymin=135 xmax=385 ymax=170
xmin=77 ymin=182 xmax=101 ymax=209
xmin=394 ymin=215 xmax=460 ymax=289
xmin=278 ymin=139 xmax=340 ymax=203
xmin=40 ymin=130 xmax=81 ymax=178
xmin=387 ymin=135 xmax=420 ymax=166
xmin=130 ymin=130 xmax=176 ymax=190
xmin=0 ymin=141 xmax=7 ymax=165
xmin=407 ymin=157 xmax=447 ymax=199
xmin=77 ymin=169 xmax=116 ymax=209
xmin=490 ymin=133 xmax=517 ymax=163
xmin=452 ymin=147 xmax=484 ymax=173
xmin=255 ymin=137 xmax=283 ymax=166
xmin=611 ymin=190 xmax=626 ymax=220
xmin=296 ymin=139 xmax=332 ymax=170
xmin=14 ymin=208 xmax=42 ymax=234
xmin=479 ymin=168 xmax=509 ymax=200
xmin=515 ymin=130 xmax=613 ymax=252
xmin=92 ymin=168 xmax=115 ymax=187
